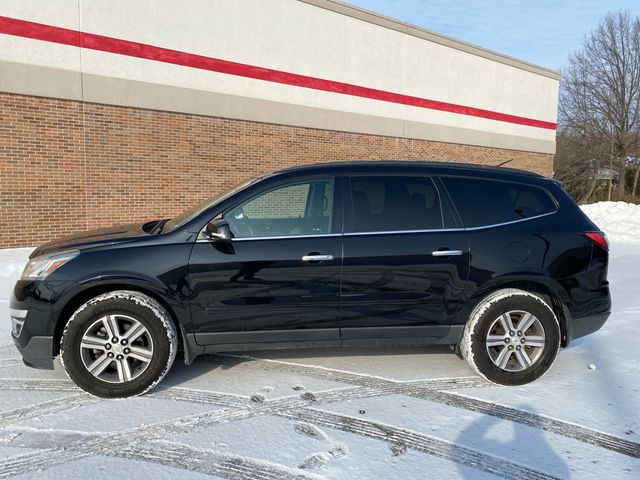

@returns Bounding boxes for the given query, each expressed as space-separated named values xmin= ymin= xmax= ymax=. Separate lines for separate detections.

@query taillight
xmin=584 ymin=231 xmax=609 ymax=251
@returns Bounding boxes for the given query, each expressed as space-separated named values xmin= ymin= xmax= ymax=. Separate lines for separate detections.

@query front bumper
xmin=14 ymin=335 xmax=54 ymax=369
xmin=10 ymin=302 xmax=55 ymax=369
xmin=9 ymin=279 xmax=73 ymax=370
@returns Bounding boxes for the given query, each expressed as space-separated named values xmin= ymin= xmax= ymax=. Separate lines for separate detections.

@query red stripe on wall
xmin=0 ymin=16 xmax=556 ymax=130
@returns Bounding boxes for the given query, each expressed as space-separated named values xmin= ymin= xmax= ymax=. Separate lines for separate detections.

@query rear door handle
xmin=302 ymin=254 xmax=334 ymax=262
xmin=431 ymin=249 xmax=463 ymax=257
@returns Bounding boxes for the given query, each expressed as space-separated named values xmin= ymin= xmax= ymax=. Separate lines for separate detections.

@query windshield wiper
xmin=149 ymin=219 xmax=169 ymax=234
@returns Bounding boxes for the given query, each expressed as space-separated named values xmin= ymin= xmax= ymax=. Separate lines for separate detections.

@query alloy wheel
xmin=79 ymin=314 xmax=154 ymax=383
xmin=485 ymin=310 xmax=546 ymax=372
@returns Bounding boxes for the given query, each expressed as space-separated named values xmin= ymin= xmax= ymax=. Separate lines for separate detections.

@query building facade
xmin=0 ymin=0 xmax=559 ymax=248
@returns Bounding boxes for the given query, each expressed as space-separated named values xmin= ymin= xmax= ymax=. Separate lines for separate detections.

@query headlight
xmin=21 ymin=250 xmax=79 ymax=280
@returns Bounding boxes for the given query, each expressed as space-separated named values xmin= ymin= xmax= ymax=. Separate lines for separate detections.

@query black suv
xmin=10 ymin=161 xmax=611 ymax=397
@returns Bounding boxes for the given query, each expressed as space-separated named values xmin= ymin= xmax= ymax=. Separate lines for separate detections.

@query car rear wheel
xmin=61 ymin=290 xmax=177 ymax=398
xmin=460 ymin=288 xmax=560 ymax=385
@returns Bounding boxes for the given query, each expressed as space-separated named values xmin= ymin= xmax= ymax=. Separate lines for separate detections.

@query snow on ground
xmin=0 ymin=203 xmax=638 ymax=479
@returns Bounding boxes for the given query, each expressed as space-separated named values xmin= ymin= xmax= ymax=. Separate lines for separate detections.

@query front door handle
xmin=431 ymin=249 xmax=463 ymax=257
xmin=302 ymin=254 xmax=334 ymax=262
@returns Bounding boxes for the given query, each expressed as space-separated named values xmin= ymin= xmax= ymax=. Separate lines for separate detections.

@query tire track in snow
xmin=227 ymin=355 xmax=640 ymax=459
xmin=427 ymin=391 xmax=640 ymax=459
xmin=144 ymin=382 xmax=640 ymax=461
xmin=0 ymin=429 xmax=322 ymax=480
xmin=296 ymin=386 xmax=387 ymax=405
xmin=0 ymin=383 xmax=486 ymax=478
xmin=0 ymin=358 xmax=637 ymax=480
xmin=149 ymin=386 xmax=249 ymax=408
xmin=404 ymin=377 xmax=492 ymax=390
xmin=283 ymin=407 xmax=560 ymax=480
xmin=1 ymin=371 xmax=638 ymax=460
xmin=219 ymin=354 xmax=488 ymax=390
xmin=262 ymin=386 xmax=387 ymax=412
xmin=0 ymin=379 xmax=78 ymax=392
xmin=0 ymin=430 xmax=98 ymax=450
xmin=128 ymin=408 xmax=257 ymax=438
xmin=0 ymin=359 xmax=22 ymax=369
xmin=0 ymin=393 xmax=95 ymax=429
xmin=0 ymin=449 xmax=91 ymax=479
xmin=0 ymin=379 xmax=628 ymax=480
xmin=111 ymin=440 xmax=324 ymax=480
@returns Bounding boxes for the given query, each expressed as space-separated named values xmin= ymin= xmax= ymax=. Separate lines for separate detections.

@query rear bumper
xmin=564 ymin=311 xmax=610 ymax=346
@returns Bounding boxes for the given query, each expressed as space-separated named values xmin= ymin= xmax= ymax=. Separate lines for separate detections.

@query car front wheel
xmin=460 ymin=288 xmax=561 ymax=385
xmin=61 ymin=290 xmax=177 ymax=398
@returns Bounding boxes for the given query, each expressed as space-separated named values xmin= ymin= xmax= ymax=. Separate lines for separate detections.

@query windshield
xmin=164 ymin=175 xmax=263 ymax=231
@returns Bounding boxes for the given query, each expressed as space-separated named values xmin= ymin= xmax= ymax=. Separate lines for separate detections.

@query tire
xmin=460 ymin=288 xmax=560 ymax=386
xmin=61 ymin=290 xmax=178 ymax=398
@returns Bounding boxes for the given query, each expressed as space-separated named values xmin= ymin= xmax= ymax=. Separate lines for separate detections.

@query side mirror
xmin=205 ymin=219 xmax=232 ymax=242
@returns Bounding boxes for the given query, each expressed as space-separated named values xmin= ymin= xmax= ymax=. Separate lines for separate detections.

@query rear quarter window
xmin=441 ymin=176 xmax=557 ymax=228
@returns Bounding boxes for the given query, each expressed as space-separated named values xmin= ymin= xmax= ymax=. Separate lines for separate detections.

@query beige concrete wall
xmin=0 ymin=0 xmax=559 ymax=154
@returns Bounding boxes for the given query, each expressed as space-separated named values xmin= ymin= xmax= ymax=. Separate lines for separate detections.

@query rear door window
xmin=348 ymin=176 xmax=443 ymax=232
xmin=441 ymin=176 xmax=557 ymax=228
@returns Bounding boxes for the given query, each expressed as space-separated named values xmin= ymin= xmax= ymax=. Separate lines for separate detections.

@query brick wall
xmin=0 ymin=93 xmax=553 ymax=248
xmin=242 ymin=183 xmax=316 ymax=219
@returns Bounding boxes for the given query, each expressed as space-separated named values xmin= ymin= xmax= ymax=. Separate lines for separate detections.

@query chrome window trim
xmin=344 ymin=210 xmax=558 ymax=236
xmin=195 ymin=210 xmax=557 ymax=242
xmin=464 ymin=210 xmax=557 ymax=231
xmin=196 ymin=233 xmax=341 ymax=243
xmin=232 ymin=233 xmax=341 ymax=242
xmin=344 ymin=228 xmax=463 ymax=237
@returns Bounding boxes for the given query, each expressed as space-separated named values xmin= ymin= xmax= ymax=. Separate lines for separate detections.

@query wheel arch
xmin=464 ymin=278 xmax=569 ymax=347
xmin=54 ymin=282 xmax=188 ymax=357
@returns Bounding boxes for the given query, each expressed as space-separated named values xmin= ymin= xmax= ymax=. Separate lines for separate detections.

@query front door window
xmin=226 ymin=178 xmax=334 ymax=238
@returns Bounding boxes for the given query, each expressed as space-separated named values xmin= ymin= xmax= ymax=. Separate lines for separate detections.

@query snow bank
xmin=0 ymin=248 xmax=33 ymax=302
xmin=580 ymin=201 xmax=640 ymax=243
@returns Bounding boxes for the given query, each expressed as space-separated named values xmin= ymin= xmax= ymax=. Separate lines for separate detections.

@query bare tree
xmin=557 ymin=11 xmax=640 ymax=201
xmin=555 ymin=133 xmax=611 ymax=203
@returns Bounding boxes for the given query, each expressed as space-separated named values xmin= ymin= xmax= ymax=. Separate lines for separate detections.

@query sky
xmin=347 ymin=0 xmax=640 ymax=72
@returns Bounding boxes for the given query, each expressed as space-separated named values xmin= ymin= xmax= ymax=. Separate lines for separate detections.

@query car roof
xmin=273 ymin=161 xmax=546 ymax=179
